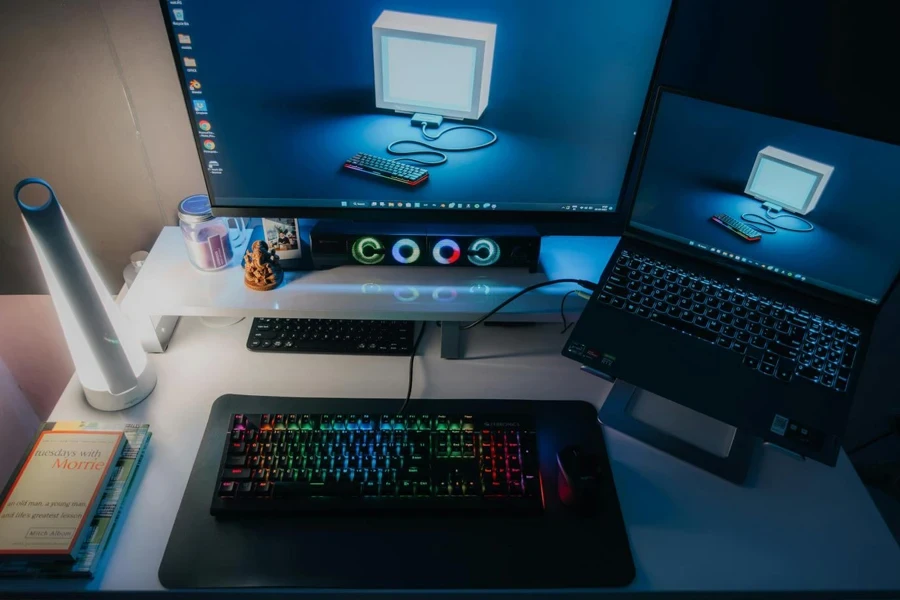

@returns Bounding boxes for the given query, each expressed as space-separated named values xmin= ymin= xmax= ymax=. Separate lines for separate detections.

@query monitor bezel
xmin=157 ymin=0 xmax=677 ymax=236
xmin=623 ymin=86 xmax=900 ymax=312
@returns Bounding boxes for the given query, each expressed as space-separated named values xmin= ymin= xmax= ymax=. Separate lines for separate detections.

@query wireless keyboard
xmin=343 ymin=152 xmax=429 ymax=186
xmin=213 ymin=412 xmax=542 ymax=515
xmin=599 ymin=249 xmax=860 ymax=392
xmin=247 ymin=318 xmax=415 ymax=356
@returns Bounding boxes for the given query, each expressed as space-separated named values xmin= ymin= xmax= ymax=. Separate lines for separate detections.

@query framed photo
xmin=261 ymin=218 xmax=302 ymax=259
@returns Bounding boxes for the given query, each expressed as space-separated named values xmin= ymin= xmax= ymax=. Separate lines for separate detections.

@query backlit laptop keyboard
xmin=598 ymin=249 xmax=860 ymax=392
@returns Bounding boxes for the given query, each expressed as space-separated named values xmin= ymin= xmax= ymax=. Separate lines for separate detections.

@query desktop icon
xmin=341 ymin=201 xmax=348 ymax=207
xmin=183 ymin=57 xmax=197 ymax=68
xmin=198 ymin=120 xmax=211 ymax=131
xmin=449 ymin=203 xmax=456 ymax=208
xmin=483 ymin=204 xmax=490 ymax=209
xmin=379 ymin=202 xmax=385 ymax=207
xmin=440 ymin=204 xmax=446 ymax=208
xmin=767 ymin=266 xmax=773 ymax=270
xmin=414 ymin=203 xmax=420 ymax=208
xmin=406 ymin=203 xmax=412 ymax=208
xmin=178 ymin=33 xmax=192 ymax=45
xmin=389 ymin=202 xmax=395 ymax=207
xmin=203 ymin=140 xmax=216 ymax=151
xmin=371 ymin=202 xmax=377 ymax=207
xmin=189 ymin=79 xmax=201 ymax=91
xmin=173 ymin=8 xmax=185 ymax=21
xmin=207 ymin=160 xmax=219 ymax=168
xmin=193 ymin=99 xmax=207 ymax=112
xmin=492 ymin=204 xmax=497 ymax=209
xmin=742 ymin=258 xmax=747 ymax=262
xmin=474 ymin=204 xmax=481 ymax=209
xmin=689 ymin=241 xmax=695 ymax=246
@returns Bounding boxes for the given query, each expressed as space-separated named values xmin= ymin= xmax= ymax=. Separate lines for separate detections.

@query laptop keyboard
xmin=598 ymin=249 xmax=860 ymax=392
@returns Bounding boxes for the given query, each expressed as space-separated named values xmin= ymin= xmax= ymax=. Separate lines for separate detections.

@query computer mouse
xmin=557 ymin=445 xmax=603 ymax=514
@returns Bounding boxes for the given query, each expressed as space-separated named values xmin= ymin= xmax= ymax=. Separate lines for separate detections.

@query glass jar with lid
xmin=177 ymin=195 xmax=243 ymax=271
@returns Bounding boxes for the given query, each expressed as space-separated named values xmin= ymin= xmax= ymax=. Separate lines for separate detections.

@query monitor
xmin=160 ymin=0 xmax=672 ymax=228
xmin=629 ymin=89 xmax=900 ymax=306
xmin=373 ymin=10 xmax=495 ymax=121
xmin=745 ymin=146 xmax=834 ymax=215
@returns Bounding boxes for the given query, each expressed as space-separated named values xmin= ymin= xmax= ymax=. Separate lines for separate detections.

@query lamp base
xmin=83 ymin=363 xmax=157 ymax=411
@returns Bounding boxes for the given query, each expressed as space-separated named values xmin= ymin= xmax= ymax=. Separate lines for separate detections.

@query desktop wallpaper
xmin=166 ymin=0 xmax=671 ymax=212
xmin=630 ymin=92 xmax=900 ymax=303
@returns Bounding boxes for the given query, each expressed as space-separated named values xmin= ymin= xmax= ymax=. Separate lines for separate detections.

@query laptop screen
xmin=629 ymin=90 xmax=900 ymax=305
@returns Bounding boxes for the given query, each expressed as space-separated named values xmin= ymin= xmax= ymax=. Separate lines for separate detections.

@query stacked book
xmin=0 ymin=422 xmax=151 ymax=578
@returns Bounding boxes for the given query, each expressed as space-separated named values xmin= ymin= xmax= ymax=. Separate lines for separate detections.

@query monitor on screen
xmin=161 ymin=0 xmax=672 ymax=221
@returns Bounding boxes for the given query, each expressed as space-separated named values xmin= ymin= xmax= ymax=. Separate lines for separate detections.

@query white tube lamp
xmin=14 ymin=178 xmax=156 ymax=411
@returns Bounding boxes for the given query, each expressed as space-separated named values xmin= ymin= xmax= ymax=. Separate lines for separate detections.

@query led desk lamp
xmin=14 ymin=178 xmax=156 ymax=411
xmin=741 ymin=146 xmax=833 ymax=233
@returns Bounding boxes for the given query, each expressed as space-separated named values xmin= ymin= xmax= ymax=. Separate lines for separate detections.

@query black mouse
xmin=557 ymin=445 xmax=603 ymax=514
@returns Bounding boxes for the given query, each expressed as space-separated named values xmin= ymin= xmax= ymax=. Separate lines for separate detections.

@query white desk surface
xmin=4 ymin=317 xmax=899 ymax=595
xmin=120 ymin=227 xmax=617 ymax=322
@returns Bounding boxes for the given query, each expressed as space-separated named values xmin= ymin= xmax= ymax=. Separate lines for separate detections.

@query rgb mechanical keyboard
xmin=343 ymin=152 xmax=429 ymax=186
xmin=247 ymin=318 xmax=415 ymax=356
xmin=598 ymin=249 xmax=860 ymax=392
xmin=212 ymin=412 xmax=542 ymax=515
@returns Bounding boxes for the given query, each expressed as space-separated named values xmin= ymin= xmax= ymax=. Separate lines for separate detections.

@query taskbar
xmin=214 ymin=197 xmax=616 ymax=214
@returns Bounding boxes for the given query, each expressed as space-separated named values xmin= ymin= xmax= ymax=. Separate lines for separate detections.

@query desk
xmin=2 ymin=317 xmax=899 ymax=596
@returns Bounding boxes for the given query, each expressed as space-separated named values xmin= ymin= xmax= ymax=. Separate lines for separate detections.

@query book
xmin=0 ymin=422 xmax=127 ymax=562
xmin=0 ymin=424 xmax=151 ymax=579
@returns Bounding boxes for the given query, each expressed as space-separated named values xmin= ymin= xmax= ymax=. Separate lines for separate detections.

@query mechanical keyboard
xmin=247 ymin=318 xmax=415 ymax=356
xmin=343 ymin=152 xmax=429 ymax=186
xmin=598 ymin=249 xmax=860 ymax=392
xmin=213 ymin=412 xmax=542 ymax=515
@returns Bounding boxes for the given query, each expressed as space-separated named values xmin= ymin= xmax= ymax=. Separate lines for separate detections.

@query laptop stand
xmin=591 ymin=376 xmax=757 ymax=484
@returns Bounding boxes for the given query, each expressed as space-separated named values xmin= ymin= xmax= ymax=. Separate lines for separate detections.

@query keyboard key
xmin=775 ymin=360 xmax=795 ymax=382
xmin=649 ymin=312 xmax=718 ymax=343
xmin=759 ymin=363 xmax=776 ymax=376
xmin=731 ymin=341 xmax=747 ymax=354
xmin=717 ymin=337 xmax=732 ymax=349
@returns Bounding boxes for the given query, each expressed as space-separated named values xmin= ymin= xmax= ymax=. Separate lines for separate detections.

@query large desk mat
xmin=159 ymin=395 xmax=634 ymax=589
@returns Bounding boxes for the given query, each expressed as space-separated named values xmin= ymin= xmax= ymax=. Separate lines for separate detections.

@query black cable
xmin=848 ymin=430 xmax=895 ymax=455
xmin=397 ymin=321 xmax=428 ymax=414
xmin=741 ymin=207 xmax=814 ymax=233
xmin=387 ymin=123 xmax=498 ymax=166
xmin=560 ymin=290 xmax=580 ymax=334
xmin=459 ymin=279 xmax=596 ymax=331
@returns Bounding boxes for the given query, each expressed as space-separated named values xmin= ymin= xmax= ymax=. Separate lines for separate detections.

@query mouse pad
xmin=159 ymin=395 xmax=634 ymax=589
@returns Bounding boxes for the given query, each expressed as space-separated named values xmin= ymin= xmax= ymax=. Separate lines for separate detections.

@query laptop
xmin=563 ymin=87 xmax=900 ymax=466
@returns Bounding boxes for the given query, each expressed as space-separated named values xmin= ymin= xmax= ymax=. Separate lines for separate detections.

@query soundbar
xmin=310 ymin=223 xmax=541 ymax=271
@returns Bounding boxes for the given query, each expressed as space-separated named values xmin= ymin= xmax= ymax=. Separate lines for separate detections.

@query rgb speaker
xmin=311 ymin=223 xmax=540 ymax=271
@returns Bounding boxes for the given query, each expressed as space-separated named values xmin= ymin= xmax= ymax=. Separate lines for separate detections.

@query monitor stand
xmin=594 ymin=377 xmax=757 ymax=484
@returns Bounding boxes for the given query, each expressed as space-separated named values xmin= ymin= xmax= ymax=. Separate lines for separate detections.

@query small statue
xmin=243 ymin=240 xmax=284 ymax=291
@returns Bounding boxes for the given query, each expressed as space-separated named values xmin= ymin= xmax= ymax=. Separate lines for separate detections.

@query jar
xmin=178 ymin=195 xmax=235 ymax=271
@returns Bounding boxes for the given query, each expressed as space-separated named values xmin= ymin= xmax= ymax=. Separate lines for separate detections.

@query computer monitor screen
xmin=161 ymin=0 xmax=671 ymax=218
xmin=745 ymin=146 xmax=833 ymax=215
xmin=630 ymin=90 xmax=900 ymax=305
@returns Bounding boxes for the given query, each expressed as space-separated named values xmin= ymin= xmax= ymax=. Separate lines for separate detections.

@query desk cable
xmin=460 ymin=279 xmax=598 ymax=331
xmin=398 ymin=322 xmax=428 ymax=414
xmin=741 ymin=207 xmax=815 ymax=234
xmin=387 ymin=122 xmax=498 ymax=166
xmin=400 ymin=279 xmax=596 ymax=413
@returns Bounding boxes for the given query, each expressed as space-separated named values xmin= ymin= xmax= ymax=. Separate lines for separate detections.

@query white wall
xmin=0 ymin=0 xmax=206 ymax=294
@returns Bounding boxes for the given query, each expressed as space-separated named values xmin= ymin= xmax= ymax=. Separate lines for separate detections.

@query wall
xmin=0 ymin=0 xmax=205 ymax=295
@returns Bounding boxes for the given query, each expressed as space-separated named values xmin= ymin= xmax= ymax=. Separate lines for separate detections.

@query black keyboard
xmin=247 ymin=318 xmax=415 ymax=356
xmin=343 ymin=152 xmax=429 ymax=186
xmin=213 ymin=412 xmax=542 ymax=515
xmin=599 ymin=249 xmax=860 ymax=392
